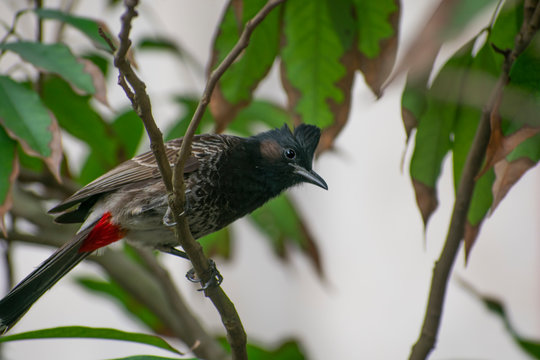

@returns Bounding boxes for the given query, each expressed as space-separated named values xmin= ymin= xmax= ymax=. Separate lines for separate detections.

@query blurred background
xmin=0 ymin=0 xmax=539 ymax=359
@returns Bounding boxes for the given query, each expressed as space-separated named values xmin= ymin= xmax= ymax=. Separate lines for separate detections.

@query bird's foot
xmin=186 ymin=259 xmax=223 ymax=291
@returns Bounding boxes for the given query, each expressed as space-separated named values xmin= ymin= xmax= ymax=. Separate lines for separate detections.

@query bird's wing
xmin=49 ymin=137 xmax=200 ymax=213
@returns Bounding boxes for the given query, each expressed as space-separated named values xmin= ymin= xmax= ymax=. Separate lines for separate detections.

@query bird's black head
xmin=253 ymin=123 xmax=328 ymax=192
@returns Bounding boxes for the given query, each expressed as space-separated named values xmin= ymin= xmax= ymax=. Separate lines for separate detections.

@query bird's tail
xmin=0 ymin=225 xmax=95 ymax=333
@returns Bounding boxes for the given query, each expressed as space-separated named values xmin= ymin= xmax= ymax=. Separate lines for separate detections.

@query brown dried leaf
xmin=80 ymin=58 xmax=110 ymax=108
xmin=357 ymin=1 xmax=400 ymax=98
xmin=491 ymin=157 xmax=535 ymax=213
xmin=412 ymin=179 xmax=438 ymax=227
xmin=0 ymin=156 xmax=19 ymax=237
xmin=478 ymin=97 xmax=540 ymax=178
xmin=401 ymin=107 xmax=419 ymax=142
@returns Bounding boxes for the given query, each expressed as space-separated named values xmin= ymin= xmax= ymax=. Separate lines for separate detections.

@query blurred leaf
xmin=0 ymin=41 xmax=95 ymax=94
xmin=0 ymin=326 xmax=182 ymax=355
xmin=0 ymin=76 xmax=62 ymax=180
xmin=165 ymin=96 xmax=216 ymax=141
xmin=354 ymin=0 xmax=398 ymax=58
xmin=409 ymin=42 xmax=475 ymax=225
xmin=210 ymin=0 xmax=281 ymax=132
xmin=108 ymin=357 xmax=195 ymax=360
xmin=137 ymin=37 xmax=182 ymax=54
xmin=355 ymin=0 xmax=400 ymax=97
xmin=112 ymin=109 xmax=144 ymax=160
xmin=80 ymin=58 xmax=109 ymax=106
xmin=83 ymin=52 xmax=110 ymax=77
xmin=228 ymin=100 xmax=291 ymax=136
xmin=391 ymin=0 xmax=497 ymax=84
xmin=281 ymin=0 xmax=347 ymax=128
xmin=198 ymin=227 xmax=231 ymax=259
xmin=460 ymin=280 xmax=540 ymax=359
xmin=41 ymin=76 xmax=117 ymax=181
xmin=219 ymin=337 xmax=306 ymax=360
xmin=0 ymin=126 xmax=18 ymax=235
xmin=77 ymin=277 xmax=170 ymax=335
xmin=250 ymin=194 xmax=322 ymax=276
xmin=35 ymin=8 xmax=112 ymax=51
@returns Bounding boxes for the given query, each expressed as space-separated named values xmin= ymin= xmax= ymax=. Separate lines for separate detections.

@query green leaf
xmin=0 ymin=125 xmax=17 ymax=232
xmin=112 ymin=109 xmax=144 ymax=160
xmin=213 ymin=0 xmax=281 ymax=104
xmin=281 ymin=0 xmax=347 ymax=128
xmin=198 ymin=227 xmax=231 ymax=259
xmin=0 ymin=41 xmax=94 ymax=94
xmin=35 ymin=8 xmax=111 ymax=51
xmin=219 ymin=337 xmax=306 ymax=360
xmin=77 ymin=277 xmax=167 ymax=334
xmin=507 ymin=132 xmax=540 ymax=162
xmin=0 ymin=326 xmax=182 ymax=355
xmin=467 ymin=169 xmax=495 ymax=225
xmin=41 ymin=76 xmax=116 ymax=178
xmin=444 ymin=0 xmax=499 ymax=39
xmin=165 ymin=96 xmax=216 ymax=141
xmin=229 ymin=100 xmax=291 ymax=136
xmin=0 ymin=76 xmax=54 ymax=158
xmin=250 ymin=194 xmax=322 ymax=274
xmin=108 ymin=357 xmax=194 ymax=360
xmin=410 ymin=41 xmax=474 ymax=188
xmin=353 ymin=0 xmax=398 ymax=58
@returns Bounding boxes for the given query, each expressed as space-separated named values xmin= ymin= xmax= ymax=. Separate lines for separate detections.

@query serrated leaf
xmin=250 ymin=194 xmax=322 ymax=276
xmin=354 ymin=0 xmax=398 ymax=58
xmin=0 ymin=76 xmax=62 ymax=180
xmin=281 ymin=0 xmax=347 ymax=128
xmin=0 ymin=41 xmax=94 ymax=94
xmin=0 ymin=126 xmax=18 ymax=236
xmin=77 ymin=277 xmax=170 ymax=335
xmin=0 ymin=326 xmax=182 ymax=355
xmin=35 ymin=8 xmax=112 ymax=51
xmin=228 ymin=100 xmax=291 ymax=136
xmin=210 ymin=0 xmax=281 ymax=131
xmin=356 ymin=0 xmax=400 ymax=97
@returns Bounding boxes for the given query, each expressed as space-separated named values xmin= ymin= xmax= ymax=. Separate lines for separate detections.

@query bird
xmin=0 ymin=123 xmax=327 ymax=333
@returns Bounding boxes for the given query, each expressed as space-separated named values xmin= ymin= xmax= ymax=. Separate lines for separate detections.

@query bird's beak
xmin=290 ymin=164 xmax=328 ymax=190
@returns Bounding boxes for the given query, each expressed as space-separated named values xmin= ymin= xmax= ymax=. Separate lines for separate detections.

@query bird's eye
xmin=284 ymin=148 xmax=296 ymax=159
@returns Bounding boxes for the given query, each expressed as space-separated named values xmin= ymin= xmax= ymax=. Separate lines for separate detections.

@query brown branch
xmin=165 ymin=1 xmax=286 ymax=359
xmin=107 ymin=1 xmax=285 ymax=358
xmin=409 ymin=2 xmax=540 ymax=359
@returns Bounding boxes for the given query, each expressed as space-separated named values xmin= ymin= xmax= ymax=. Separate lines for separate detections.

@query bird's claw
xmin=186 ymin=259 xmax=223 ymax=291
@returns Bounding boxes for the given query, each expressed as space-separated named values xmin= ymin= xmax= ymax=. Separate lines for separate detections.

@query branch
xmin=108 ymin=1 xmax=285 ymax=358
xmin=168 ymin=1 xmax=285 ymax=358
xmin=409 ymin=3 xmax=540 ymax=359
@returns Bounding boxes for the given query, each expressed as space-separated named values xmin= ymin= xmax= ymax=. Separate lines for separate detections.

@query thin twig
xmin=108 ymin=0 xmax=284 ymax=358
xmin=168 ymin=1 xmax=285 ymax=358
xmin=409 ymin=2 xmax=540 ymax=359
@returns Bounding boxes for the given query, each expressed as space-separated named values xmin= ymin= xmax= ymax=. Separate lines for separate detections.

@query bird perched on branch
xmin=0 ymin=123 xmax=327 ymax=333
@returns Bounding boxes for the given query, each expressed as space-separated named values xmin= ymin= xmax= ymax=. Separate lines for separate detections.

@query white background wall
xmin=1 ymin=1 xmax=539 ymax=359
